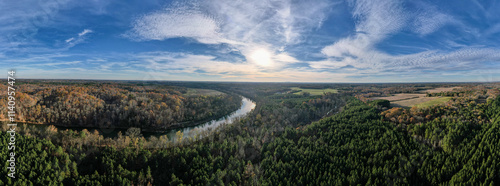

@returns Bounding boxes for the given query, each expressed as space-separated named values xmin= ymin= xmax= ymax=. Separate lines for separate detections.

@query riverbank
xmin=2 ymin=96 xmax=256 ymax=140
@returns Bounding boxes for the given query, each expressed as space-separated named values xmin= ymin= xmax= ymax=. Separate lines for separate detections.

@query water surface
xmin=6 ymin=96 xmax=256 ymax=141
xmin=163 ymin=97 xmax=255 ymax=141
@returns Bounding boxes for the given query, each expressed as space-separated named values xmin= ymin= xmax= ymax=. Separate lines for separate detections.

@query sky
xmin=1 ymin=0 xmax=500 ymax=82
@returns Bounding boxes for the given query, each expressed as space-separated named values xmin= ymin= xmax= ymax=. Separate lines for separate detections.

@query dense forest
xmin=0 ymin=81 xmax=241 ymax=130
xmin=261 ymin=96 xmax=500 ymax=185
xmin=1 ymin=81 xmax=500 ymax=185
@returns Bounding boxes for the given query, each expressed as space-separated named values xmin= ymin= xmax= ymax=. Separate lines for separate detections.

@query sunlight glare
xmin=249 ymin=48 xmax=273 ymax=67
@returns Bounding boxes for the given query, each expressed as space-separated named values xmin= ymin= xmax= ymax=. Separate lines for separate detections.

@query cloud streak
xmin=127 ymin=0 xmax=334 ymax=70
xmin=132 ymin=51 xmax=356 ymax=82
xmin=2 ymin=0 xmax=500 ymax=82
xmin=0 ymin=0 xmax=74 ymax=55
xmin=119 ymin=0 xmax=500 ymax=82
xmin=64 ymin=29 xmax=93 ymax=48
xmin=318 ymin=0 xmax=500 ymax=77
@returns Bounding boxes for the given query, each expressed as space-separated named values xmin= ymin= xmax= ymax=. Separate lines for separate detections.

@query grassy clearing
xmin=413 ymin=97 xmax=452 ymax=108
xmin=372 ymin=94 xmax=425 ymax=101
xmin=291 ymin=87 xmax=338 ymax=95
xmin=390 ymin=97 xmax=437 ymax=108
xmin=424 ymin=87 xmax=462 ymax=93
xmin=371 ymin=87 xmax=458 ymax=108
xmin=183 ymin=88 xmax=224 ymax=96
xmin=390 ymin=97 xmax=451 ymax=108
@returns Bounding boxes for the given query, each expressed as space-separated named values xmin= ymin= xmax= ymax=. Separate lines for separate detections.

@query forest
xmin=0 ymin=80 xmax=241 ymax=131
xmin=1 ymin=80 xmax=500 ymax=185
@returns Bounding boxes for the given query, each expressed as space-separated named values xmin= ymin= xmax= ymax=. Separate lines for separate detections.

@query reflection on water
xmin=163 ymin=97 xmax=256 ymax=141
xmin=6 ymin=97 xmax=256 ymax=142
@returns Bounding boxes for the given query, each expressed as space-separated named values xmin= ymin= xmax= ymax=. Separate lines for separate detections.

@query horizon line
xmin=5 ymin=78 xmax=500 ymax=84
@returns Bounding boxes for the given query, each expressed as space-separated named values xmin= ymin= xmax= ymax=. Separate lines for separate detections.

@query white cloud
xmin=124 ymin=0 xmax=500 ymax=82
xmin=129 ymin=9 xmax=225 ymax=44
xmin=136 ymin=52 xmax=260 ymax=76
xmin=0 ymin=0 xmax=73 ymax=54
xmin=308 ymin=59 xmax=350 ymax=69
xmin=0 ymin=0 xmax=117 ymax=57
xmin=0 ymin=53 xmax=70 ymax=64
xmin=352 ymin=0 xmax=407 ymax=36
xmin=65 ymin=38 xmax=75 ymax=43
xmin=127 ymin=0 xmax=333 ymax=70
xmin=392 ymin=48 xmax=500 ymax=71
xmin=0 ymin=0 xmax=71 ymax=33
xmin=410 ymin=2 xmax=458 ymax=35
xmin=78 ymin=29 xmax=93 ymax=37
xmin=132 ymin=51 xmax=359 ymax=82
xmin=317 ymin=0 xmax=500 ymax=76
xmin=322 ymin=0 xmax=406 ymax=58
xmin=99 ymin=62 xmax=129 ymax=71
xmin=316 ymin=46 xmax=500 ymax=75
xmin=38 ymin=61 xmax=82 ymax=66
xmin=127 ymin=51 xmax=310 ymax=81
xmin=412 ymin=13 xmax=454 ymax=35
xmin=8 ymin=48 xmax=499 ymax=82
xmin=65 ymin=28 xmax=93 ymax=48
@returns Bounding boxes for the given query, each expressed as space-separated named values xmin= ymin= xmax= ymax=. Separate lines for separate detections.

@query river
xmin=5 ymin=96 xmax=256 ymax=141
xmin=163 ymin=96 xmax=256 ymax=141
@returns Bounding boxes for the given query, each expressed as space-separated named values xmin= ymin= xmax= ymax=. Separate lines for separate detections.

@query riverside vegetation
xmin=1 ymin=80 xmax=499 ymax=185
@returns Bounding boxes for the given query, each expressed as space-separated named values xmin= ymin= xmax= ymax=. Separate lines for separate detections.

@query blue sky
xmin=1 ymin=0 xmax=500 ymax=82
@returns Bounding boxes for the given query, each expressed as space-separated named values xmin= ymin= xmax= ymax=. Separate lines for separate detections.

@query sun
xmin=249 ymin=48 xmax=273 ymax=67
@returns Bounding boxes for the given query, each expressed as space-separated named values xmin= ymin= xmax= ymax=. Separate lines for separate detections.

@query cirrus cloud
xmin=126 ymin=0 xmax=334 ymax=70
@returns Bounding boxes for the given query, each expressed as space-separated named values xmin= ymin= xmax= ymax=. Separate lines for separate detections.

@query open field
xmin=424 ymin=86 xmax=462 ymax=93
xmin=372 ymin=86 xmax=459 ymax=108
xmin=372 ymin=94 xmax=425 ymax=101
xmin=184 ymin=88 xmax=224 ymax=96
xmin=413 ymin=97 xmax=452 ymax=108
xmin=291 ymin=87 xmax=338 ymax=95
xmin=390 ymin=97 xmax=451 ymax=108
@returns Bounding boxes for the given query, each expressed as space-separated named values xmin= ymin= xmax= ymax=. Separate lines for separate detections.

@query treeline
xmin=260 ymin=99 xmax=423 ymax=185
xmin=381 ymin=93 xmax=497 ymax=147
xmin=0 ymin=82 xmax=241 ymax=130
xmin=260 ymin=95 xmax=500 ymax=185
xmin=1 ymin=83 xmax=349 ymax=185
xmin=426 ymin=86 xmax=499 ymax=101
xmin=1 ymin=82 xmax=499 ymax=185
xmin=414 ymin=95 xmax=500 ymax=184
